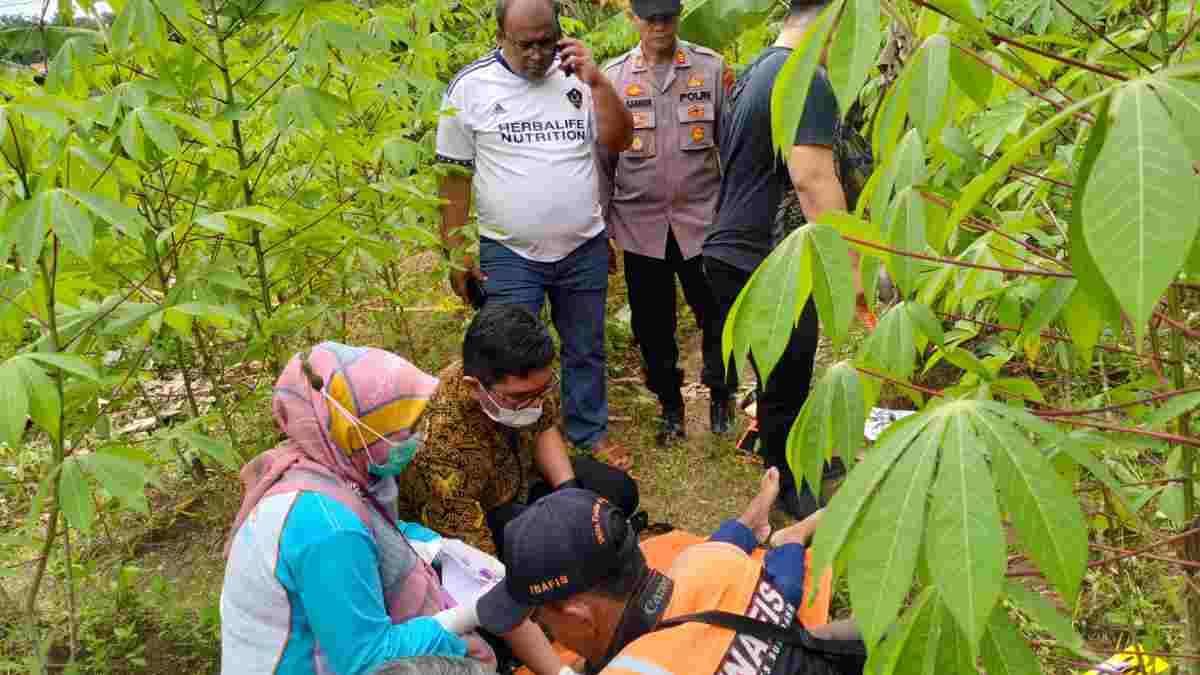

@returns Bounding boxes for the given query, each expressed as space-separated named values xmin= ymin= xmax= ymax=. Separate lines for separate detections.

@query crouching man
xmin=473 ymin=469 xmax=867 ymax=674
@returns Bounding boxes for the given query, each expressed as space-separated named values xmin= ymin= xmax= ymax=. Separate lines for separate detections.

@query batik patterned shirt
xmin=395 ymin=361 xmax=561 ymax=555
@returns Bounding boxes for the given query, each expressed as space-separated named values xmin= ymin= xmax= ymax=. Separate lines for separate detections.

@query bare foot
xmin=737 ymin=467 xmax=780 ymax=544
xmin=770 ymin=508 xmax=824 ymax=548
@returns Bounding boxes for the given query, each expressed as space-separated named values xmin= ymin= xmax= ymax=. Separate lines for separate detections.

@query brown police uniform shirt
xmin=395 ymin=361 xmax=561 ymax=555
xmin=596 ymin=41 xmax=731 ymax=261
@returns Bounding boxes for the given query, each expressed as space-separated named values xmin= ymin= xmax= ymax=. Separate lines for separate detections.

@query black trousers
xmin=623 ymin=231 xmax=729 ymax=410
xmin=485 ymin=456 xmax=639 ymax=557
xmin=703 ymin=256 xmax=844 ymax=502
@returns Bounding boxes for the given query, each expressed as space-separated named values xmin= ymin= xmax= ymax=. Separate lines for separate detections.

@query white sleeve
xmin=436 ymin=83 xmax=475 ymax=167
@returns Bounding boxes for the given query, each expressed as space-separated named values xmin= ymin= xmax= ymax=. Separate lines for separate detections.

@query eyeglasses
xmin=504 ymin=32 xmax=560 ymax=54
xmin=485 ymin=373 xmax=558 ymax=410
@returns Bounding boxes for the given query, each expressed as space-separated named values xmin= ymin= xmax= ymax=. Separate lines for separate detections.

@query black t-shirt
xmin=704 ymin=47 xmax=839 ymax=273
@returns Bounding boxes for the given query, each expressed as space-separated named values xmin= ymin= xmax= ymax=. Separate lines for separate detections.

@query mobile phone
xmin=465 ymin=276 xmax=487 ymax=310
xmin=556 ymin=44 xmax=574 ymax=77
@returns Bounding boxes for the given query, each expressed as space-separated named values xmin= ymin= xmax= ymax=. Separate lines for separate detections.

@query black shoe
xmin=655 ymin=405 xmax=686 ymax=447
xmin=710 ymin=396 xmax=734 ymax=435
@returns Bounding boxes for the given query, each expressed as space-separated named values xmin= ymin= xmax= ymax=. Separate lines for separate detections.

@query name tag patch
xmin=625 ymin=96 xmax=653 ymax=109
xmin=717 ymin=578 xmax=796 ymax=675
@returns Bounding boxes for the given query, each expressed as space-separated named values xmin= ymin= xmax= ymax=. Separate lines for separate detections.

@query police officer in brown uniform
xmin=597 ymin=0 xmax=734 ymax=447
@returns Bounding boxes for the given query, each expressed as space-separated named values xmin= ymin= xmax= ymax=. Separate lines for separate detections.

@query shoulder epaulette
xmin=602 ymin=50 xmax=633 ymax=73
xmin=686 ymin=43 xmax=723 ymax=60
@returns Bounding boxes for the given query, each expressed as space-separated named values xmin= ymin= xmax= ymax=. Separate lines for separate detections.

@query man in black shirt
xmin=703 ymin=0 xmax=861 ymax=519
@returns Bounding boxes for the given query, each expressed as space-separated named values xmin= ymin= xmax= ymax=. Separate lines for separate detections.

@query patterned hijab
xmin=225 ymin=342 xmax=438 ymax=557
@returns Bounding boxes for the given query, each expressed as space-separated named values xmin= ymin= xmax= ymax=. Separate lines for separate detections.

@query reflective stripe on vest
xmin=608 ymin=655 xmax=676 ymax=675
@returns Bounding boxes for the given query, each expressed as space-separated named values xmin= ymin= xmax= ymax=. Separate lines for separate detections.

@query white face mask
xmin=478 ymin=386 xmax=544 ymax=428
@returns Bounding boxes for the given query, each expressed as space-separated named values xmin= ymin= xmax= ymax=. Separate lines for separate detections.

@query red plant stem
xmin=906 ymin=0 xmax=1129 ymax=80
xmin=953 ymin=43 xmax=1095 ymax=123
xmin=1036 ymin=385 xmax=1200 ymax=418
xmin=1007 ymin=528 xmax=1200 ymax=579
xmin=842 ymin=236 xmax=1075 ymax=278
xmin=938 ymin=312 xmax=1183 ymax=366
xmin=854 ymin=365 xmax=1200 ymax=447
xmin=1079 ymin=476 xmax=1186 ymax=489
xmin=1011 ymin=165 xmax=1075 ymax=190
xmin=1090 ymin=543 xmax=1200 ymax=569
xmin=1155 ymin=310 xmax=1200 ymax=339
xmin=1055 ymin=417 xmax=1200 ymax=447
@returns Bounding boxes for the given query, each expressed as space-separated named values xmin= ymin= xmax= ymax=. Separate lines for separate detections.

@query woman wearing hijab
xmin=219 ymin=343 xmax=565 ymax=675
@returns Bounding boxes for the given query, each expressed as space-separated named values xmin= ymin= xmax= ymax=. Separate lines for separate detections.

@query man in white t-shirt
xmin=436 ymin=0 xmax=634 ymax=468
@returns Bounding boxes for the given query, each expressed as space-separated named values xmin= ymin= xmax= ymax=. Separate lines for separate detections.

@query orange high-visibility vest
xmin=602 ymin=541 xmax=794 ymax=675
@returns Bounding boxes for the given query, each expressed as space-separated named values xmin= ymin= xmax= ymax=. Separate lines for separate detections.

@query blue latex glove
xmin=399 ymin=616 xmax=469 ymax=658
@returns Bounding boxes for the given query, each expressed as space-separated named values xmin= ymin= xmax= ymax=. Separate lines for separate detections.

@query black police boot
xmin=710 ymin=394 xmax=734 ymax=436
xmin=655 ymin=402 xmax=686 ymax=447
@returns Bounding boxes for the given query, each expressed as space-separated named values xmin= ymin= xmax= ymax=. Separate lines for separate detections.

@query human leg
xmin=701 ymin=256 xmax=751 ymax=397
xmin=566 ymin=456 xmax=639 ymax=517
xmin=547 ymin=236 xmax=612 ymax=451
xmin=478 ymin=238 xmax=548 ymax=315
xmin=680 ymin=252 xmax=733 ymax=434
xmin=623 ymin=242 xmax=685 ymax=446
xmin=710 ymin=467 xmax=780 ymax=552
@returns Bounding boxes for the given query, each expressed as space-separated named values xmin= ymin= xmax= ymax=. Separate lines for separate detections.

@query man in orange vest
xmin=474 ymin=470 xmax=867 ymax=674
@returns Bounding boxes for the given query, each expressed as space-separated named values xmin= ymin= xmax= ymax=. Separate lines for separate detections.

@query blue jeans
xmin=479 ymin=234 xmax=609 ymax=448
xmin=710 ymin=520 xmax=807 ymax=605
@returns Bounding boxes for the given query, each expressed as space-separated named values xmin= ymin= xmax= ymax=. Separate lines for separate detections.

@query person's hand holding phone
xmin=555 ymin=37 xmax=601 ymax=87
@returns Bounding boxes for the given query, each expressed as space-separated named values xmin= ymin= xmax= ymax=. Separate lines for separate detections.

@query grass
xmin=1 ymin=245 xmax=1196 ymax=673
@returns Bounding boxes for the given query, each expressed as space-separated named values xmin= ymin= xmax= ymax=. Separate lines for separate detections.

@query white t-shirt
xmin=436 ymin=51 xmax=605 ymax=263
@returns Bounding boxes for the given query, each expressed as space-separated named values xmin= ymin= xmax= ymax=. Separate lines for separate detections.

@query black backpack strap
xmin=654 ymin=611 xmax=868 ymax=658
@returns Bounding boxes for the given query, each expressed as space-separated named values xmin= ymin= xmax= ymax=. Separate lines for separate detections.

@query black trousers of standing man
xmin=623 ymin=230 xmax=729 ymax=411
xmin=703 ymin=255 xmax=845 ymax=519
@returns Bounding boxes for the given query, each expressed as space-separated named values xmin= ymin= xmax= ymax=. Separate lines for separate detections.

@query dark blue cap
xmin=631 ymin=0 xmax=682 ymax=18
xmin=477 ymin=488 xmax=643 ymax=634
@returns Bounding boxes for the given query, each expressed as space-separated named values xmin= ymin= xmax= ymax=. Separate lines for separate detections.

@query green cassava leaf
xmin=827 ymin=0 xmax=880 ymax=113
xmin=1082 ymin=82 xmax=1200 ymax=343
xmin=1152 ymin=76 xmax=1200 ymax=161
xmin=805 ymin=223 xmax=856 ymax=347
xmin=65 ymin=190 xmax=148 ymax=240
xmin=927 ymin=405 xmax=1005 ymax=651
xmin=974 ymin=404 xmax=1087 ymax=607
xmin=1140 ymin=391 xmax=1200 ymax=429
xmin=51 ymin=189 xmax=93 ymax=258
xmin=180 ymin=431 xmax=240 ymax=469
xmin=863 ymin=586 xmax=939 ymax=675
xmin=1005 ymin=580 xmax=1095 ymax=660
xmin=861 ymin=302 xmax=921 ymax=381
xmin=0 ymin=360 xmax=30 ymax=449
xmin=850 ymin=415 xmax=944 ymax=648
xmin=724 ymin=228 xmax=813 ymax=382
xmin=171 ymin=302 xmax=250 ymax=326
xmin=789 ymin=361 xmax=866 ymax=492
xmin=22 ymin=352 xmax=100 ymax=382
xmin=1069 ymin=95 xmax=1124 ymax=330
xmin=948 ymin=87 xmax=1113 ymax=239
xmin=678 ymin=0 xmax=775 ymax=50
xmin=980 ymin=603 xmax=1043 ymax=675
xmin=111 ymin=0 xmax=164 ymax=52
xmin=905 ymin=301 xmax=945 ymax=349
xmin=885 ymin=188 xmax=928 ymax=297
xmin=808 ymin=412 xmax=936 ymax=603
xmin=58 ymin=456 xmax=95 ymax=532
xmin=136 ymin=108 xmax=181 ymax=156
xmin=223 ymin=205 xmax=288 ymax=231
xmin=950 ymin=45 xmax=994 ymax=108
xmin=12 ymin=358 xmax=60 ymax=442
xmin=770 ymin=2 xmax=839 ymax=159
xmin=275 ymin=85 xmax=346 ymax=130
xmin=907 ymin=35 xmax=952 ymax=142
xmin=1061 ymin=286 xmax=1103 ymax=368
xmin=4 ymin=191 xmax=51 ymax=269
xmin=79 ymin=452 xmax=149 ymax=513
xmin=1022 ymin=278 xmax=1077 ymax=340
